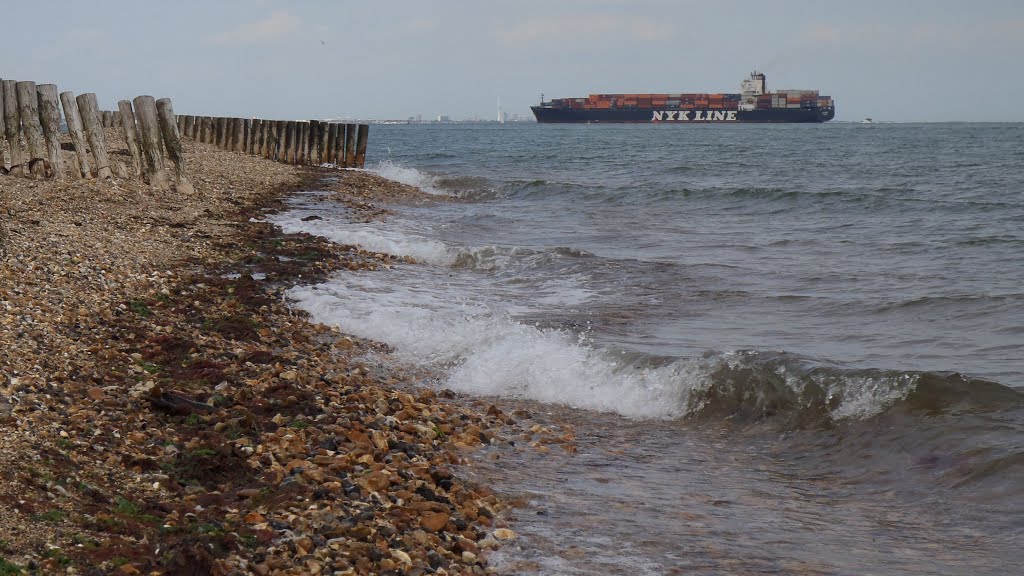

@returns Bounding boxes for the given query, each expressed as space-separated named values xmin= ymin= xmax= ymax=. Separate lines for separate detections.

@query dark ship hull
xmin=531 ymin=106 xmax=835 ymax=124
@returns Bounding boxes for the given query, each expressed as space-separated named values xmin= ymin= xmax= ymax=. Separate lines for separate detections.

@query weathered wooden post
xmin=296 ymin=121 xmax=307 ymax=164
xmin=0 ymin=80 xmax=7 ymax=173
xmin=309 ymin=121 xmax=318 ymax=164
xmin=325 ymin=123 xmax=337 ymax=166
xmin=308 ymin=120 xmax=320 ymax=164
xmin=251 ymin=119 xmax=262 ymax=156
xmin=356 ymin=124 xmax=369 ymax=168
xmin=345 ymin=123 xmax=357 ymax=167
xmin=228 ymin=118 xmax=240 ymax=152
xmin=102 ymin=110 xmax=113 ymax=128
xmin=244 ymin=118 xmax=253 ymax=154
xmin=317 ymin=121 xmax=329 ymax=165
xmin=59 ymin=91 xmax=92 ymax=178
xmin=132 ymin=95 xmax=169 ymax=189
xmin=213 ymin=117 xmax=224 ymax=148
xmin=156 ymin=98 xmax=194 ymax=194
xmin=75 ymin=93 xmax=112 ymax=180
xmin=281 ymin=121 xmax=294 ymax=164
xmin=199 ymin=116 xmax=211 ymax=144
xmin=0 ymin=81 xmax=6 ymax=173
xmin=339 ymin=122 xmax=352 ymax=165
xmin=117 ymin=100 xmax=144 ymax=177
xmin=2 ymin=81 xmax=24 ymax=175
xmin=176 ymin=114 xmax=185 ymax=135
xmin=236 ymin=118 xmax=246 ymax=152
xmin=240 ymin=119 xmax=249 ymax=154
xmin=36 ymin=84 xmax=65 ymax=179
xmin=273 ymin=120 xmax=285 ymax=161
xmin=307 ymin=121 xmax=316 ymax=163
xmin=16 ymin=81 xmax=49 ymax=178
xmin=267 ymin=120 xmax=277 ymax=160
xmin=223 ymin=117 xmax=233 ymax=150
xmin=296 ymin=121 xmax=306 ymax=164
xmin=252 ymin=119 xmax=261 ymax=156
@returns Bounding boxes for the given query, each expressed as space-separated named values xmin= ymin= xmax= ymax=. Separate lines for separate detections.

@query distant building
xmin=437 ymin=115 xmax=451 ymax=123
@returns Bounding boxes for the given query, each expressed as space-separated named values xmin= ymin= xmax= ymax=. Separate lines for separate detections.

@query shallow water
xmin=271 ymin=122 xmax=1023 ymax=574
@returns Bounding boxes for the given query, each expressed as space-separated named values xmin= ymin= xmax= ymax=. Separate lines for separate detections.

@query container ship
xmin=531 ymin=72 xmax=835 ymax=124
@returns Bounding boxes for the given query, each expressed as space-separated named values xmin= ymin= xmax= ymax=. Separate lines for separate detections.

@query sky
xmin=3 ymin=0 xmax=1023 ymax=122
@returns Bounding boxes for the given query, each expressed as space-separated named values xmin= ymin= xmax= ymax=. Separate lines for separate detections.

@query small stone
xmin=392 ymin=550 xmax=412 ymax=566
xmin=420 ymin=511 xmax=449 ymax=532
xmin=493 ymin=528 xmax=517 ymax=540
xmin=244 ymin=512 xmax=266 ymax=524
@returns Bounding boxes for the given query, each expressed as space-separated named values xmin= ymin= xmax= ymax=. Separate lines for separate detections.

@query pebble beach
xmin=0 ymin=133 xmax=562 ymax=575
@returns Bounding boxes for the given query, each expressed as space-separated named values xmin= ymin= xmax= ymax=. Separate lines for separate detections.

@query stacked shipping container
xmin=553 ymin=91 xmax=819 ymax=111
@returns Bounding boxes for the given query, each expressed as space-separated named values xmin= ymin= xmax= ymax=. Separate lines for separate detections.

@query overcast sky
xmin=4 ymin=1 xmax=1023 ymax=122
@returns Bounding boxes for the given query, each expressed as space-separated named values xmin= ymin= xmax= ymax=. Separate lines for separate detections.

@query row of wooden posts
xmin=0 ymin=78 xmax=111 ymax=180
xmin=176 ymin=115 xmax=368 ymax=168
xmin=1 ymin=78 xmax=370 ymax=192
xmin=0 ymin=78 xmax=192 ymax=192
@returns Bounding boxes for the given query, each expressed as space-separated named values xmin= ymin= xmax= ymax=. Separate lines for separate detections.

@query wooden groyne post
xmin=16 ymin=81 xmax=49 ymax=178
xmin=132 ymin=96 xmax=169 ymax=189
xmin=118 ymin=99 xmax=144 ymax=177
xmin=345 ymin=124 xmax=358 ymax=167
xmin=156 ymin=98 xmax=194 ymax=194
xmin=2 ymin=80 xmax=24 ymax=175
xmin=76 ymin=93 xmax=113 ymax=180
xmin=36 ymin=84 xmax=65 ymax=179
xmin=355 ymin=124 xmax=368 ymax=168
xmin=60 ymin=91 xmax=92 ymax=178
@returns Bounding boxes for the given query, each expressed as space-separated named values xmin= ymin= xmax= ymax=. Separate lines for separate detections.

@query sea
xmin=269 ymin=122 xmax=1024 ymax=575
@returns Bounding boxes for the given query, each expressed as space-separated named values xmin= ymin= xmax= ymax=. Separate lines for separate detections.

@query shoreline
xmin=0 ymin=137 xmax=557 ymax=574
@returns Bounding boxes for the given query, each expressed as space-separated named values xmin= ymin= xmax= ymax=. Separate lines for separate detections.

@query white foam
xmin=287 ymin=274 xmax=694 ymax=419
xmin=370 ymin=159 xmax=447 ymax=195
xmin=269 ymin=210 xmax=452 ymax=265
